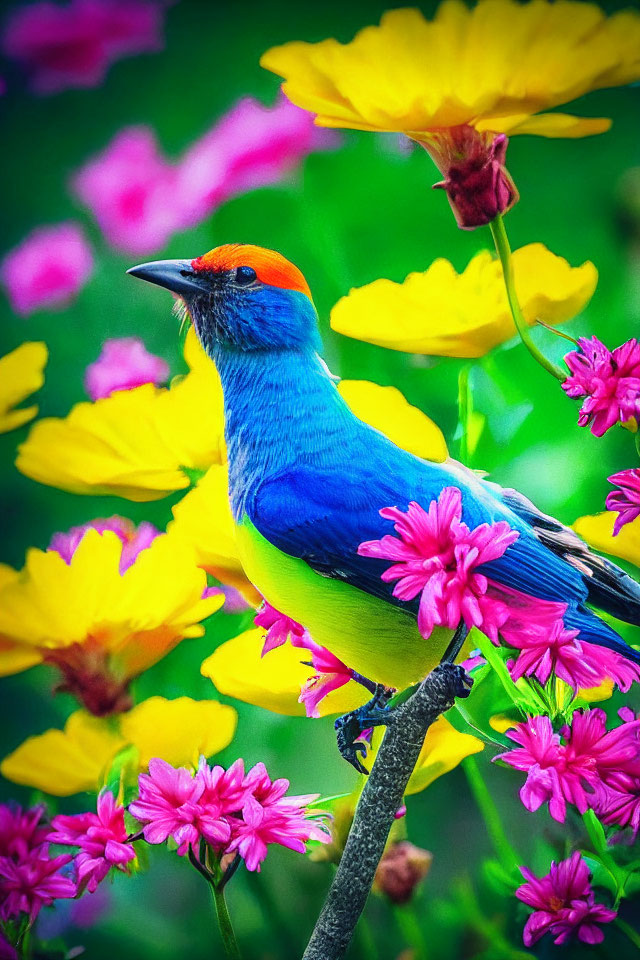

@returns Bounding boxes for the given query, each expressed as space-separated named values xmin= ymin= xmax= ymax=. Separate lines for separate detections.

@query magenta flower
xmin=358 ymin=488 xmax=519 ymax=640
xmin=48 ymin=790 xmax=135 ymax=893
xmin=562 ymin=336 xmax=640 ymax=437
xmin=606 ymin=468 xmax=640 ymax=536
xmin=254 ymin=600 xmax=309 ymax=655
xmin=2 ymin=0 xmax=165 ymax=96
xmin=506 ymin=619 xmax=640 ymax=692
xmin=0 ymin=804 xmax=48 ymax=862
xmin=72 ymin=127 xmax=179 ymax=255
xmin=297 ymin=640 xmax=353 ymax=719
xmin=49 ymin=516 xmax=160 ymax=574
xmin=175 ymin=96 xmax=337 ymax=229
xmin=197 ymin=757 xmax=250 ymax=815
xmin=128 ymin=758 xmax=231 ymax=855
xmin=1 ymin=222 xmax=93 ymax=316
xmin=226 ymin=792 xmax=329 ymax=873
xmin=84 ymin=337 xmax=169 ymax=400
xmin=0 ymin=931 xmax=16 ymax=960
xmin=0 ymin=852 xmax=75 ymax=922
xmin=516 ymin=852 xmax=616 ymax=946
xmin=497 ymin=709 xmax=640 ymax=823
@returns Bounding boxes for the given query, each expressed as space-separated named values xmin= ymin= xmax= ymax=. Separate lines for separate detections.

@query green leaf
xmin=103 ymin=743 xmax=140 ymax=801
xmin=471 ymin=629 xmax=544 ymax=714
xmin=583 ymin=809 xmax=608 ymax=857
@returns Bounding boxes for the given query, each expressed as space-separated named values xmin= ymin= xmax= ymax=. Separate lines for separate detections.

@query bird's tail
xmin=564 ymin=604 xmax=640 ymax=665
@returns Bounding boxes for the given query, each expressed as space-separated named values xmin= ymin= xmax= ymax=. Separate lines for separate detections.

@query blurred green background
xmin=1 ymin=0 xmax=640 ymax=957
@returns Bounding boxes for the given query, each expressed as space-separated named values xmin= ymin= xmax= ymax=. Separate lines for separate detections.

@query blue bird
xmin=129 ymin=244 xmax=640 ymax=766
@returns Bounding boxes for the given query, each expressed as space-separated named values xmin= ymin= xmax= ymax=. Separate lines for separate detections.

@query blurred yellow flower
xmin=201 ymin=627 xmax=365 ymax=717
xmin=0 ymin=530 xmax=222 ymax=714
xmin=573 ymin=512 xmax=640 ymax=568
xmin=331 ymin=244 xmax=597 ymax=358
xmin=262 ymin=1 xmax=640 ymax=140
xmin=1 ymin=696 xmax=237 ymax=796
xmin=407 ymin=716 xmax=483 ymax=793
xmin=0 ymin=342 xmax=47 ymax=433
xmin=338 ymin=380 xmax=447 ymax=461
xmin=16 ymin=328 xmax=224 ymax=501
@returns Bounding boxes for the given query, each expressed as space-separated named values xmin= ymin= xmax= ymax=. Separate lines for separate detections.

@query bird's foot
xmin=334 ymin=683 xmax=394 ymax=775
xmin=433 ymin=661 xmax=474 ymax=699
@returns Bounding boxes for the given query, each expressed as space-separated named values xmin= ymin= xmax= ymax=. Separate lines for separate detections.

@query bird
xmin=128 ymin=243 xmax=640 ymax=763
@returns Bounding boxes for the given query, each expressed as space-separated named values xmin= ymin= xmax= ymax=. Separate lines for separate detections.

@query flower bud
xmin=374 ymin=841 xmax=433 ymax=904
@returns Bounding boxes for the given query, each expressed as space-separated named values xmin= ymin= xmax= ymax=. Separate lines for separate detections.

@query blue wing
xmin=247 ymin=421 xmax=639 ymax=662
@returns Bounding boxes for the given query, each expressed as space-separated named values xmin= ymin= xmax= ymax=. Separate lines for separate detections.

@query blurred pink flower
xmin=517 ymin=852 xmax=616 ymax=946
xmin=1 ymin=222 xmax=93 ymax=316
xmin=562 ymin=336 xmax=640 ymax=437
xmin=175 ymin=96 xmax=338 ymax=228
xmin=0 ymin=931 xmax=16 ymax=960
xmin=48 ymin=790 xmax=135 ymax=893
xmin=606 ymin=468 xmax=640 ymax=535
xmin=358 ymin=488 xmax=519 ymax=639
xmin=72 ymin=127 xmax=179 ymax=255
xmin=128 ymin=757 xmax=231 ymax=855
xmin=255 ymin=600 xmax=309 ymax=655
xmin=507 ymin=620 xmax=640 ymax=692
xmin=0 ymin=804 xmax=48 ymax=861
xmin=49 ymin=516 xmax=160 ymax=574
xmin=0 ymin=852 xmax=75 ymax=922
xmin=84 ymin=337 xmax=169 ymax=400
xmin=2 ymin=0 xmax=165 ymax=96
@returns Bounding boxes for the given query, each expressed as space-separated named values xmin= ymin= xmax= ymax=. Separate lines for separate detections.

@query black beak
xmin=126 ymin=259 xmax=212 ymax=297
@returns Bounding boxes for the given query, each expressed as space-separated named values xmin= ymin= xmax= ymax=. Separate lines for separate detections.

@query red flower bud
xmin=374 ymin=841 xmax=433 ymax=905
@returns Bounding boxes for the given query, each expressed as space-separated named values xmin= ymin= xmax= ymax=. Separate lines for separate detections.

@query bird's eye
xmin=234 ymin=265 xmax=257 ymax=286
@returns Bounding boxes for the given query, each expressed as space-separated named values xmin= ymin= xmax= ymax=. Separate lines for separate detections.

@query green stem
xmin=457 ymin=364 xmax=471 ymax=466
xmin=394 ymin=904 xmax=428 ymax=960
xmin=489 ymin=215 xmax=565 ymax=382
xmin=355 ymin=914 xmax=380 ymax=960
xmin=615 ymin=917 xmax=640 ymax=952
xmin=463 ymin=756 xmax=520 ymax=874
xmin=212 ymin=884 xmax=242 ymax=960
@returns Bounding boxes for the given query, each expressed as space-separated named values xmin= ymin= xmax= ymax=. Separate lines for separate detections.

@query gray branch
xmin=303 ymin=663 xmax=466 ymax=960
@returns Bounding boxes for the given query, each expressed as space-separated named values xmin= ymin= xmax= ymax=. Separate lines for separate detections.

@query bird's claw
xmin=334 ymin=683 xmax=394 ymax=774
xmin=435 ymin=661 xmax=474 ymax=699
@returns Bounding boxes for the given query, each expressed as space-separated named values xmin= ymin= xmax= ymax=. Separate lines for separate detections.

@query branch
xmin=303 ymin=662 xmax=468 ymax=960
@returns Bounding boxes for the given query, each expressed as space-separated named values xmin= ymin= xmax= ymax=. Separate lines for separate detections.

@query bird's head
xmin=127 ymin=243 xmax=320 ymax=354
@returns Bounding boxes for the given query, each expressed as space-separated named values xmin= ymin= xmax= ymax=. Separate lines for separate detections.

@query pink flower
xmin=358 ymin=488 xmax=519 ymax=640
xmin=197 ymin=758 xmax=250 ymax=815
xmin=297 ymin=640 xmax=353 ymax=719
xmin=516 ymin=852 xmax=616 ymax=946
xmin=254 ymin=601 xmax=309 ymax=655
xmin=226 ymin=791 xmax=329 ymax=873
xmin=2 ymin=0 xmax=165 ymax=96
xmin=72 ymin=127 xmax=179 ymax=255
xmin=128 ymin=758 xmax=231 ymax=855
xmin=0 ymin=851 xmax=75 ymax=922
xmin=49 ymin=516 xmax=160 ymax=573
xmin=48 ymin=790 xmax=135 ymax=893
xmin=562 ymin=336 xmax=640 ymax=437
xmin=497 ymin=709 xmax=640 ymax=823
xmin=1 ymin=222 xmax=93 ymax=316
xmin=507 ymin=620 xmax=640 ymax=692
xmin=84 ymin=337 xmax=169 ymax=400
xmin=175 ymin=96 xmax=338 ymax=229
xmin=606 ymin=468 xmax=640 ymax=535
xmin=0 ymin=804 xmax=48 ymax=861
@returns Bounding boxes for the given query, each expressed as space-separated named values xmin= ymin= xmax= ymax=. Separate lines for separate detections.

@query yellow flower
xmin=1 ymin=696 xmax=237 ymax=796
xmin=0 ymin=342 xmax=47 ymax=433
xmin=0 ymin=530 xmax=222 ymax=713
xmin=331 ymin=244 xmax=597 ymax=359
xmin=338 ymin=380 xmax=447 ymax=461
xmin=573 ymin=512 xmax=640 ymax=568
xmin=407 ymin=716 xmax=483 ymax=794
xmin=262 ymin=2 xmax=640 ymax=140
xmin=16 ymin=328 xmax=224 ymax=501
xmin=202 ymin=627 xmax=365 ymax=717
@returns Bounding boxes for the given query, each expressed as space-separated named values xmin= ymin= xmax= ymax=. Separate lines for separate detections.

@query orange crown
xmin=191 ymin=244 xmax=312 ymax=300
